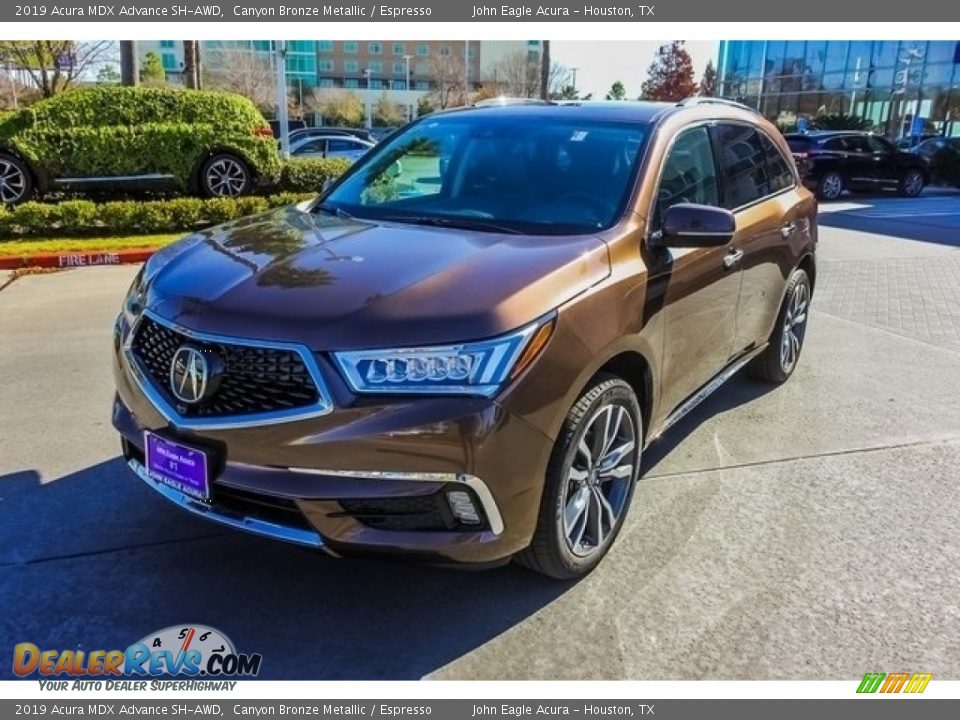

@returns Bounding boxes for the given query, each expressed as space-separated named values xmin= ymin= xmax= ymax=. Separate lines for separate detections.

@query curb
xmin=0 ymin=248 xmax=156 ymax=270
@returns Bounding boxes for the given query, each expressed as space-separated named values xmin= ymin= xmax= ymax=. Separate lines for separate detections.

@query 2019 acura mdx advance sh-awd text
xmin=114 ymin=99 xmax=817 ymax=579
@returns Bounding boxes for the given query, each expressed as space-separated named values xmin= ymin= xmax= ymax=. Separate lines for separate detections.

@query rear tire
xmin=0 ymin=153 xmax=33 ymax=206
xmin=898 ymin=168 xmax=925 ymax=197
xmin=749 ymin=268 xmax=811 ymax=384
xmin=516 ymin=374 xmax=642 ymax=580
xmin=816 ymin=171 xmax=844 ymax=201
xmin=200 ymin=153 xmax=252 ymax=198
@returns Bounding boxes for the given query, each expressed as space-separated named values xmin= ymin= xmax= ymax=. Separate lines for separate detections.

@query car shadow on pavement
xmin=818 ymin=192 xmax=960 ymax=248
xmin=641 ymin=373 xmax=776 ymax=475
xmin=0 ymin=458 xmax=573 ymax=680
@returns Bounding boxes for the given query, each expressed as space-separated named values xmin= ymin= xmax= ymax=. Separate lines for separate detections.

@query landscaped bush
xmin=1 ymin=86 xmax=283 ymax=191
xmin=280 ymin=157 xmax=353 ymax=192
xmin=0 ymin=193 xmax=315 ymax=238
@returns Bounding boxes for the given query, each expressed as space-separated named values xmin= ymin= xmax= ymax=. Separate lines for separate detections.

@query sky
xmin=552 ymin=41 xmax=720 ymax=98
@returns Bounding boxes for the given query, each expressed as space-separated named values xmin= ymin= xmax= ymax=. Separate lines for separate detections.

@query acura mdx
xmin=113 ymin=99 xmax=817 ymax=579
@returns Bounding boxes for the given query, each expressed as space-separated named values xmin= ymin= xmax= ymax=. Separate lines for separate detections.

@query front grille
xmin=131 ymin=316 xmax=320 ymax=418
xmin=337 ymin=488 xmax=488 ymax=532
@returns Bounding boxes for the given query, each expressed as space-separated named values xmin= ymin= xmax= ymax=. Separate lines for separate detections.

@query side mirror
xmin=656 ymin=203 xmax=735 ymax=248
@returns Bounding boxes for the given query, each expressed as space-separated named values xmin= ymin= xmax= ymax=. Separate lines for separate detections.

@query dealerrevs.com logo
xmin=857 ymin=672 xmax=933 ymax=694
xmin=13 ymin=625 xmax=262 ymax=688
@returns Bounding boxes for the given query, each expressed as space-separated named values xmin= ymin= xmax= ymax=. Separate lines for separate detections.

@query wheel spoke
xmin=588 ymin=488 xmax=605 ymax=547
xmin=568 ymin=466 xmax=588 ymax=483
xmin=564 ymin=486 xmax=590 ymax=548
xmin=598 ymin=440 xmax=635 ymax=473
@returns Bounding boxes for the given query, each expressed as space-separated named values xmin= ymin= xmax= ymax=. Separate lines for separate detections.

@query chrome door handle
xmin=781 ymin=222 xmax=798 ymax=238
xmin=723 ymin=248 xmax=744 ymax=269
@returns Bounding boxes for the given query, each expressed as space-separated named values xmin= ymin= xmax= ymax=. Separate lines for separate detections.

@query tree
xmin=0 ymin=40 xmax=115 ymax=98
xmin=605 ymin=80 xmax=626 ymax=101
xmin=540 ymin=40 xmax=550 ymax=101
xmin=641 ymin=41 xmax=697 ymax=102
xmin=429 ymin=51 xmax=466 ymax=109
xmin=183 ymin=40 xmax=201 ymax=90
xmin=416 ymin=95 xmax=436 ymax=117
xmin=205 ymin=49 xmax=275 ymax=109
xmin=310 ymin=90 xmax=364 ymax=127
xmin=699 ymin=59 xmax=718 ymax=97
xmin=96 ymin=64 xmax=120 ymax=85
xmin=140 ymin=52 xmax=166 ymax=86
xmin=374 ymin=91 xmax=405 ymax=127
xmin=488 ymin=50 xmax=539 ymax=98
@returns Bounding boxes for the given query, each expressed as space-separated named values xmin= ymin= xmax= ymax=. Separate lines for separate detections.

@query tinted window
xmin=654 ymin=126 xmax=719 ymax=227
xmin=866 ymin=136 xmax=894 ymax=154
xmin=823 ymin=137 xmax=848 ymax=151
xmin=843 ymin=136 xmax=872 ymax=154
xmin=714 ymin=124 xmax=769 ymax=209
xmin=785 ymin=136 xmax=813 ymax=153
xmin=760 ymin=134 xmax=795 ymax=191
xmin=294 ymin=140 xmax=326 ymax=155
xmin=328 ymin=139 xmax=363 ymax=152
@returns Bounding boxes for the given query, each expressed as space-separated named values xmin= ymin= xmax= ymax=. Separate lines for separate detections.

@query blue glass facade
xmin=717 ymin=40 xmax=960 ymax=137
xmin=202 ymin=40 xmax=317 ymax=85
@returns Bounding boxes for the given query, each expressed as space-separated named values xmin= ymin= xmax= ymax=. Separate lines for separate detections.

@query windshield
xmin=318 ymin=113 xmax=649 ymax=235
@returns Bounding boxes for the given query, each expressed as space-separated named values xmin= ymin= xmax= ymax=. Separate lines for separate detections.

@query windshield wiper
xmin=314 ymin=203 xmax=356 ymax=222
xmin=379 ymin=214 xmax=522 ymax=235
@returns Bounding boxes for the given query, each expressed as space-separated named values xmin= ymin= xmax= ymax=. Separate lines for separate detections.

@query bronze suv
xmin=113 ymin=98 xmax=817 ymax=578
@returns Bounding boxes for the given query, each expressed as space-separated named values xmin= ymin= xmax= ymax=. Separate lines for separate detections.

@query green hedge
xmin=1 ymin=87 xmax=282 ymax=189
xmin=280 ymin=157 xmax=353 ymax=192
xmin=0 ymin=193 xmax=315 ymax=238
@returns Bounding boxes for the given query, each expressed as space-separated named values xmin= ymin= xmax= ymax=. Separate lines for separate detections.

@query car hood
xmin=144 ymin=205 xmax=610 ymax=349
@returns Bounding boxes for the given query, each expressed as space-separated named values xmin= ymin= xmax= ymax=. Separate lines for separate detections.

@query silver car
xmin=290 ymin=135 xmax=375 ymax=162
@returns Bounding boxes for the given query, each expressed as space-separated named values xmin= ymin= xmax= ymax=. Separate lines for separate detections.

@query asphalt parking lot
xmin=1 ymin=190 xmax=959 ymax=680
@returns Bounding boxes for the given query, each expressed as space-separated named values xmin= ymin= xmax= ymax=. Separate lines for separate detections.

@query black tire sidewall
xmin=200 ymin=153 xmax=252 ymax=198
xmin=545 ymin=379 xmax=642 ymax=577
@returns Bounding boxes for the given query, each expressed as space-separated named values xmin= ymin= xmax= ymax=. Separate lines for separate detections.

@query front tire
xmin=816 ymin=171 xmax=844 ymax=201
xmin=517 ymin=374 xmax=642 ymax=580
xmin=898 ymin=168 xmax=925 ymax=197
xmin=200 ymin=153 xmax=252 ymax=198
xmin=749 ymin=268 xmax=811 ymax=384
xmin=0 ymin=153 xmax=33 ymax=206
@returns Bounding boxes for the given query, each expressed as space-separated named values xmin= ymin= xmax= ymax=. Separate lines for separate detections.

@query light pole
xmin=571 ymin=67 xmax=579 ymax=97
xmin=275 ymin=41 xmax=290 ymax=158
xmin=463 ymin=41 xmax=470 ymax=105
xmin=404 ymin=54 xmax=413 ymax=121
xmin=363 ymin=68 xmax=372 ymax=129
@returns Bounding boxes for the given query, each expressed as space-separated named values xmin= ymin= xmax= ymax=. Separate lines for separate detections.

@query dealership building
xmin=716 ymin=40 xmax=960 ymax=137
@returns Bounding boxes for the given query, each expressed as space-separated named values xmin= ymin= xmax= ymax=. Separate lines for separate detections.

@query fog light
xmin=447 ymin=490 xmax=481 ymax=525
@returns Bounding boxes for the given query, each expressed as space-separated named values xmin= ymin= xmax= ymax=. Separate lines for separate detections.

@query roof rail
xmin=473 ymin=97 xmax=556 ymax=108
xmin=676 ymin=97 xmax=761 ymax=115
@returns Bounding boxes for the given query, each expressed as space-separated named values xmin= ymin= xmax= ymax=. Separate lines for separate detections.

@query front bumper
xmin=112 ymin=320 xmax=554 ymax=565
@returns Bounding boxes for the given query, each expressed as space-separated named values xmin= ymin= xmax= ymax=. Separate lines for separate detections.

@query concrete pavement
xmin=1 ymin=194 xmax=959 ymax=680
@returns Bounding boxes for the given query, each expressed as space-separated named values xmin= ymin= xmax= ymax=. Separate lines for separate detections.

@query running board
xmin=652 ymin=344 xmax=767 ymax=440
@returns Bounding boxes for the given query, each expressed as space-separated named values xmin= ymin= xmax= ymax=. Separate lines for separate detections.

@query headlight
xmin=334 ymin=318 xmax=555 ymax=397
xmin=121 ymin=267 xmax=146 ymax=324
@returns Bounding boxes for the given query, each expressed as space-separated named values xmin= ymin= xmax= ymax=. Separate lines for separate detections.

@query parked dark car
xmin=785 ymin=131 xmax=929 ymax=200
xmin=114 ymin=98 xmax=817 ymax=579
xmin=0 ymin=87 xmax=281 ymax=206
xmin=915 ymin=137 xmax=960 ymax=188
xmin=269 ymin=118 xmax=308 ymax=138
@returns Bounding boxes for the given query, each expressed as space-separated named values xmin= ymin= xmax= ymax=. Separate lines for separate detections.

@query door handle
xmin=723 ymin=248 xmax=744 ymax=269
xmin=781 ymin=222 xmax=798 ymax=238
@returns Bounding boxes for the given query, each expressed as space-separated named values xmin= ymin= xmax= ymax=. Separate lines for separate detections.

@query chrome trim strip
xmin=653 ymin=344 xmax=767 ymax=439
xmin=288 ymin=467 xmax=505 ymax=536
xmin=121 ymin=309 xmax=334 ymax=430
xmin=54 ymin=174 xmax=176 ymax=184
xmin=128 ymin=458 xmax=325 ymax=549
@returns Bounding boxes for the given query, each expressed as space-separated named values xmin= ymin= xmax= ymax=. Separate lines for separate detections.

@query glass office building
xmin=717 ymin=41 xmax=960 ymax=137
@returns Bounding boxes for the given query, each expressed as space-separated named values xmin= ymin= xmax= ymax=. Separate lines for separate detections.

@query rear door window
xmin=760 ymin=133 xmax=795 ymax=192
xmin=713 ymin=124 xmax=770 ymax=209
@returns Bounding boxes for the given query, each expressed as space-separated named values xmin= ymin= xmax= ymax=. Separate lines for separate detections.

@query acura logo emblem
xmin=170 ymin=345 xmax=213 ymax=405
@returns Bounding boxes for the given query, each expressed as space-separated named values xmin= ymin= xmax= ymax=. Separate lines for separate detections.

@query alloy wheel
xmin=562 ymin=403 xmax=638 ymax=558
xmin=780 ymin=281 xmax=809 ymax=374
xmin=0 ymin=159 xmax=27 ymax=205
xmin=903 ymin=171 xmax=924 ymax=197
xmin=205 ymin=158 xmax=248 ymax=197
xmin=821 ymin=173 xmax=843 ymax=200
